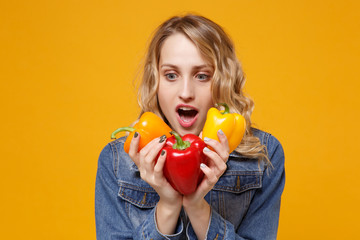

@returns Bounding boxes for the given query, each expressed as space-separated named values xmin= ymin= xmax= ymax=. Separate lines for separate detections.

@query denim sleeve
xmin=95 ymin=143 xmax=184 ymax=240
xmin=187 ymin=134 xmax=285 ymax=240
xmin=139 ymin=206 xmax=184 ymax=239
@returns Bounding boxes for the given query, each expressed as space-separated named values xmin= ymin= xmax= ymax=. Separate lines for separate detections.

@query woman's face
xmin=157 ymin=33 xmax=214 ymax=136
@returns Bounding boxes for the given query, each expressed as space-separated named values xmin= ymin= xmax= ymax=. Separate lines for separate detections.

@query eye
xmin=196 ymin=73 xmax=210 ymax=81
xmin=165 ymin=73 xmax=178 ymax=81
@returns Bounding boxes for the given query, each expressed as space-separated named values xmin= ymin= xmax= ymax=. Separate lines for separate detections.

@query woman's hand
xmin=128 ymin=132 xmax=182 ymax=235
xmin=182 ymin=129 xmax=229 ymax=239
xmin=128 ymin=133 xmax=181 ymax=200
xmin=185 ymin=129 xmax=229 ymax=204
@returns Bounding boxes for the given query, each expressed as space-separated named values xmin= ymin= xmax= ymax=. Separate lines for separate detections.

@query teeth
xmin=179 ymin=107 xmax=195 ymax=111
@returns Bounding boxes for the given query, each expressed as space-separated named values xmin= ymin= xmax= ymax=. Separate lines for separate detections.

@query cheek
xmin=157 ymin=92 xmax=166 ymax=111
xmin=157 ymin=83 xmax=173 ymax=112
xmin=157 ymin=82 xmax=166 ymax=102
xmin=200 ymin=88 xmax=213 ymax=107
xmin=200 ymin=82 xmax=212 ymax=99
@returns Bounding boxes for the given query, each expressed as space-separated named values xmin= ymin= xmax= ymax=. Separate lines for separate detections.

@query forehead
xmin=159 ymin=33 xmax=211 ymax=67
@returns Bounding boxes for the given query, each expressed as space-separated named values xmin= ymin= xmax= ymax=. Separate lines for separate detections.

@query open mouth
xmin=176 ymin=106 xmax=199 ymax=128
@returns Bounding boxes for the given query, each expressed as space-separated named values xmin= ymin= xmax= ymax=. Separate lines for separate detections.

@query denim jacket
xmin=95 ymin=128 xmax=285 ymax=239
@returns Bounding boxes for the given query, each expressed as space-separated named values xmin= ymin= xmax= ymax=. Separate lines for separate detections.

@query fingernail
xmin=204 ymin=137 xmax=211 ymax=142
xmin=134 ymin=132 xmax=139 ymax=138
xmin=203 ymin=147 xmax=211 ymax=152
xmin=218 ymin=129 xmax=224 ymax=135
xmin=200 ymin=163 xmax=206 ymax=168
xmin=159 ymin=135 xmax=166 ymax=143
xmin=161 ymin=150 xmax=166 ymax=156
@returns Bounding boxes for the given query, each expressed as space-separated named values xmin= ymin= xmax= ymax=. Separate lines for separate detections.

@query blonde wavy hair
xmin=136 ymin=14 xmax=268 ymax=161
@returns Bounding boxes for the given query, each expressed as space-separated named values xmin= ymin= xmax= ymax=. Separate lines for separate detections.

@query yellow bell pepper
xmin=202 ymin=103 xmax=246 ymax=153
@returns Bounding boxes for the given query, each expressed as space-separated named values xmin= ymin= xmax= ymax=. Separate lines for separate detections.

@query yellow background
xmin=1 ymin=0 xmax=359 ymax=239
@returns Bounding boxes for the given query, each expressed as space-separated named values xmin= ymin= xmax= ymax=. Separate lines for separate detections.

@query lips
xmin=176 ymin=104 xmax=199 ymax=128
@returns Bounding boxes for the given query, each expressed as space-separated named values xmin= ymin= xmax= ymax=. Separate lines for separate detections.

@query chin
xmin=178 ymin=128 xmax=200 ymax=137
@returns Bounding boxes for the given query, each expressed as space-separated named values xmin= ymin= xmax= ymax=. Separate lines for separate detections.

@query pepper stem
xmin=111 ymin=127 xmax=136 ymax=139
xmin=218 ymin=103 xmax=230 ymax=115
xmin=170 ymin=131 xmax=191 ymax=150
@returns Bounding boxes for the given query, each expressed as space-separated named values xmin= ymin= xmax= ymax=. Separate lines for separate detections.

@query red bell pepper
xmin=161 ymin=131 xmax=208 ymax=195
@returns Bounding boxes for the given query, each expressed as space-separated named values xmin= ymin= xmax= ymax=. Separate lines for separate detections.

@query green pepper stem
xmin=218 ymin=103 xmax=230 ymax=115
xmin=170 ymin=131 xmax=191 ymax=150
xmin=111 ymin=127 xmax=136 ymax=139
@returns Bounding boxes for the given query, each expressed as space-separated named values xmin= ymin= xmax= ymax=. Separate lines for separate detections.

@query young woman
xmin=95 ymin=14 xmax=285 ymax=239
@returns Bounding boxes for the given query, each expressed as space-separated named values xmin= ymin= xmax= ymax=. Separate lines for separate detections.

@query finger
xmin=217 ymin=129 xmax=230 ymax=153
xmin=203 ymin=136 xmax=229 ymax=162
xmin=203 ymin=147 xmax=227 ymax=177
xmin=188 ymin=163 xmax=220 ymax=200
xmin=140 ymin=135 xmax=166 ymax=157
xmin=154 ymin=149 xmax=166 ymax=177
xmin=138 ymin=136 xmax=161 ymax=164
xmin=140 ymin=135 xmax=167 ymax=173
xmin=198 ymin=131 xmax=203 ymax=139
xmin=200 ymin=163 xmax=219 ymax=187
xmin=144 ymin=135 xmax=167 ymax=165
xmin=128 ymin=132 xmax=140 ymax=166
xmin=137 ymin=136 xmax=161 ymax=175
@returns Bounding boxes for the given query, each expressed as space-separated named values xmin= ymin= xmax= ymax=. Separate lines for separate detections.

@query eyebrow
xmin=160 ymin=63 xmax=212 ymax=70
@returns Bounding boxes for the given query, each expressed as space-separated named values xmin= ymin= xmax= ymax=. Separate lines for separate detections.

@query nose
xmin=178 ymin=77 xmax=195 ymax=101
